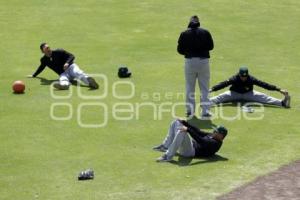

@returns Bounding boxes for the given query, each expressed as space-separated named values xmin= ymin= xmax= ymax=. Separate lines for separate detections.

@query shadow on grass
xmin=212 ymin=101 xmax=283 ymax=109
xmin=170 ymin=154 xmax=228 ymax=167
xmin=35 ymin=77 xmax=57 ymax=85
xmin=187 ymin=116 xmax=217 ymax=129
xmin=12 ymin=92 xmax=25 ymax=95
xmin=35 ymin=77 xmax=91 ymax=89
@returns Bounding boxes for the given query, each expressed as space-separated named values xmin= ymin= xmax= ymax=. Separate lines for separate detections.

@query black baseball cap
xmin=213 ymin=125 xmax=228 ymax=137
xmin=190 ymin=15 xmax=199 ymax=23
xmin=239 ymin=66 xmax=249 ymax=77
xmin=188 ymin=15 xmax=200 ymax=28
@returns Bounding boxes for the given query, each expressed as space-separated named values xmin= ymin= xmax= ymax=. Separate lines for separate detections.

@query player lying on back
xmin=28 ymin=43 xmax=98 ymax=90
xmin=153 ymin=119 xmax=228 ymax=162
xmin=209 ymin=67 xmax=291 ymax=108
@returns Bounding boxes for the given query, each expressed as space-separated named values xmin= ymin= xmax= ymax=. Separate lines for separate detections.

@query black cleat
xmin=87 ymin=77 xmax=99 ymax=89
xmin=156 ymin=154 xmax=172 ymax=162
xmin=152 ymin=144 xmax=168 ymax=152
xmin=282 ymin=95 xmax=291 ymax=108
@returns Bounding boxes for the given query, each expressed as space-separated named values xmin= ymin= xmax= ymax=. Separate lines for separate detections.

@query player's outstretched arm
xmin=252 ymin=76 xmax=281 ymax=91
xmin=31 ymin=63 xmax=46 ymax=77
xmin=210 ymin=77 xmax=233 ymax=92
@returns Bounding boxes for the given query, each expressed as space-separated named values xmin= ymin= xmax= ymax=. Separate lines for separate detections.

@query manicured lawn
xmin=0 ymin=0 xmax=299 ymax=199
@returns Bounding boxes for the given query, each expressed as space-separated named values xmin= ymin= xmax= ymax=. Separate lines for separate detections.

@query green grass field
xmin=1 ymin=0 xmax=300 ymax=199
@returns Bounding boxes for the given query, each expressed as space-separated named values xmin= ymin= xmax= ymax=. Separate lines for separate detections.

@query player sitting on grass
xmin=209 ymin=67 xmax=291 ymax=108
xmin=28 ymin=43 xmax=99 ymax=90
xmin=153 ymin=119 xmax=228 ymax=162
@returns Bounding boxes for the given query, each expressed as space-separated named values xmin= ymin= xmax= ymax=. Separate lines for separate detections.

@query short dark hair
xmin=40 ymin=43 xmax=47 ymax=51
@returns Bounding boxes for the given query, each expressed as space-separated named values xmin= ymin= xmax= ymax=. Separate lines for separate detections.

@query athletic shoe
xmin=87 ymin=77 xmax=99 ymax=89
xmin=53 ymin=83 xmax=69 ymax=90
xmin=152 ymin=144 xmax=168 ymax=152
xmin=282 ymin=95 xmax=291 ymax=108
xmin=242 ymin=106 xmax=254 ymax=113
xmin=186 ymin=112 xmax=192 ymax=118
xmin=156 ymin=154 xmax=172 ymax=162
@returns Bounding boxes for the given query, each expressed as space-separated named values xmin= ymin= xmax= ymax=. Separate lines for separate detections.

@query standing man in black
xmin=177 ymin=15 xmax=214 ymax=118
xmin=28 ymin=43 xmax=99 ymax=90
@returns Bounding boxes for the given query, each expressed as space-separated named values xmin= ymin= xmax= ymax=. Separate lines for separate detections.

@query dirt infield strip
xmin=218 ymin=160 xmax=300 ymax=200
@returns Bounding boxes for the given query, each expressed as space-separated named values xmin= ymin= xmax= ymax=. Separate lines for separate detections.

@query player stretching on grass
xmin=153 ymin=119 xmax=228 ymax=162
xmin=209 ymin=67 xmax=291 ymax=108
xmin=28 ymin=43 xmax=99 ymax=90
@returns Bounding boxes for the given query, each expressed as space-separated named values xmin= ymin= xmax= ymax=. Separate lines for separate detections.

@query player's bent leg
xmin=154 ymin=119 xmax=185 ymax=152
xmin=153 ymin=119 xmax=180 ymax=152
xmin=54 ymin=73 xmax=70 ymax=90
xmin=244 ymin=90 xmax=283 ymax=107
xmin=178 ymin=134 xmax=195 ymax=158
xmin=163 ymin=120 xmax=182 ymax=147
xmin=165 ymin=131 xmax=187 ymax=159
xmin=69 ymin=63 xmax=99 ymax=89
xmin=157 ymin=130 xmax=186 ymax=162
